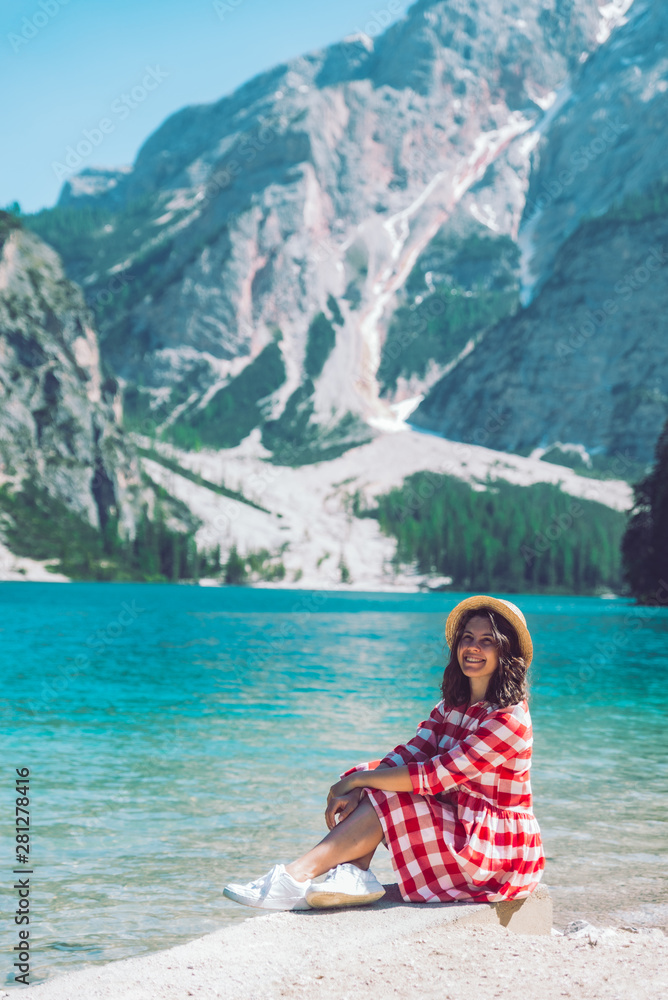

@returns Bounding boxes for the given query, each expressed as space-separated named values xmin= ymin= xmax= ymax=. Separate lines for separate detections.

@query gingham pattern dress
xmin=346 ymin=698 xmax=545 ymax=903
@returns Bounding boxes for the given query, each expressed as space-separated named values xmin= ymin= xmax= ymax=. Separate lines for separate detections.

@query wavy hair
xmin=441 ymin=607 xmax=529 ymax=709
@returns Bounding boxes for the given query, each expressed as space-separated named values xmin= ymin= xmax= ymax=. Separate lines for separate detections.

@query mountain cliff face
xmin=7 ymin=0 xmax=657 ymax=585
xmin=0 ymin=214 xmax=141 ymax=541
xmin=411 ymin=0 xmax=668 ymax=465
xmin=27 ymin=0 xmax=616 ymax=464
xmin=519 ymin=0 xmax=664 ymax=299
xmin=411 ymin=197 xmax=668 ymax=468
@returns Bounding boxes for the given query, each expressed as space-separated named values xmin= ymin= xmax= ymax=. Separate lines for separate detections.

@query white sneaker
xmin=305 ymin=864 xmax=386 ymax=909
xmin=223 ymin=864 xmax=312 ymax=910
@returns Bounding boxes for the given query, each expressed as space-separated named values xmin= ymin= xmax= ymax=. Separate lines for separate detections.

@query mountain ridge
xmin=6 ymin=0 xmax=665 ymax=587
xmin=25 ymin=0 xmax=616 ymax=460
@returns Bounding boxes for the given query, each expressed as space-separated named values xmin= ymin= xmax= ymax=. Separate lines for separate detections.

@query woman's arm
xmin=341 ymin=766 xmax=413 ymax=793
xmin=328 ymin=706 xmax=531 ymax=821
xmin=324 ymin=702 xmax=452 ymax=826
xmin=325 ymin=767 xmax=413 ymax=827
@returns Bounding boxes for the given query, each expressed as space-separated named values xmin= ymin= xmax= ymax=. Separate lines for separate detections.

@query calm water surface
xmin=1 ymin=583 xmax=667 ymax=985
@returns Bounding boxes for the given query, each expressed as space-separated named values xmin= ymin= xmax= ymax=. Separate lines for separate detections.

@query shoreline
xmin=1 ymin=428 xmax=633 ymax=590
xmin=14 ymin=890 xmax=666 ymax=1000
xmin=0 ymin=576 xmax=634 ymax=599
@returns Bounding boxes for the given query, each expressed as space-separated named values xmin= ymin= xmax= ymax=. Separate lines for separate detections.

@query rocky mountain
xmin=0 ymin=212 xmax=633 ymax=590
xmin=0 ymin=213 xmax=218 ymax=581
xmin=411 ymin=0 xmax=668 ymax=467
xmin=411 ymin=187 xmax=668 ymax=471
xmin=0 ymin=213 xmax=140 ymax=539
xmin=519 ymin=0 xmax=666 ymax=299
xmin=10 ymin=0 xmax=666 ymax=587
xmin=26 ymin=0 xmax=628 ymax=468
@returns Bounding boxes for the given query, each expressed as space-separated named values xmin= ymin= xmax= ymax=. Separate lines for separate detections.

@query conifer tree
xmin=622 ymin=417 xmax=668 ymax=603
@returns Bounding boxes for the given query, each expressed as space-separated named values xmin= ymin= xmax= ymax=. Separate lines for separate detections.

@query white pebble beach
xmin=13 ymin=889 xmax=667 ymax=1000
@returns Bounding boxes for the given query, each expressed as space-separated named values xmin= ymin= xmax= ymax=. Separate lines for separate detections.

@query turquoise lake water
xmin=2 ymin=583 xmax=667 ymax=986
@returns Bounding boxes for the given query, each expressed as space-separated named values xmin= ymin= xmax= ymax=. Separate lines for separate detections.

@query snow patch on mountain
xmin=515 ymin=81 xmax=574 ymax=305
xmin=134 ymin=428 xmax=632 ymax=591
xmin=597 ymin=0 xmax=636 ymax=44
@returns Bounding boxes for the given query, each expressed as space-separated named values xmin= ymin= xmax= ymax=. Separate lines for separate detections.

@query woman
xmin=223 ymin=595 xmax=545 ymax=910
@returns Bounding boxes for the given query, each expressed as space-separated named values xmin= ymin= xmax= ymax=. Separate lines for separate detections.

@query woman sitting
xmin=223 ymin=595 xmax=545 ymax=910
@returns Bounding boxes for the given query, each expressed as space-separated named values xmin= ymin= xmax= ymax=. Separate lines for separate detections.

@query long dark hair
xmin=441 ymin=607 xmax=528 ymax=708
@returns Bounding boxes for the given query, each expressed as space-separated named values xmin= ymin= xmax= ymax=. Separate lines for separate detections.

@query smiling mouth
xmin=464 ymin=657 xmax=485 ymax=664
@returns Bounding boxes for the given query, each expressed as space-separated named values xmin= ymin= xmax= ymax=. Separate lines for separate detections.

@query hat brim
xmin=445 ymin=595 xmax=533 ymax=666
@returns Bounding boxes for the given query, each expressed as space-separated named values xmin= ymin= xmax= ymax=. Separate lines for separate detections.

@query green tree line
xmin=0 ymin=480 xmax=220 ymax=582
xmin=0 ymin=480 xmax=291 ymax=585
xmin=371 ymin=473 xmax=624 ymax=594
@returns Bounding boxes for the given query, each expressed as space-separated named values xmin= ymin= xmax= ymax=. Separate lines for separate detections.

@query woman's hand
xmin=325 ymin=777 xmax=363 ymax=830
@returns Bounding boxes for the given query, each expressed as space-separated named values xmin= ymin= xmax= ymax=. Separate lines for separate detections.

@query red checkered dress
xmin=345 ymin=698 xmax=545 ymax=903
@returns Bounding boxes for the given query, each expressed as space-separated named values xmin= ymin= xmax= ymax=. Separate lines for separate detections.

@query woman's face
xmin=457 ymin=615 xmax=499 ymax=685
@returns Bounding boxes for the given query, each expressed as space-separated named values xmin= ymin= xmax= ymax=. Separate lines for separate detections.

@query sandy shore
xmin=14 ymin=889 xmax=666 ymax=1000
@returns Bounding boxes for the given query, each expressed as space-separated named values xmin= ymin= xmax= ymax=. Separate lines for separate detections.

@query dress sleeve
xmin=407 ymin=706 xmax=531 ymax=796
xmin=340 ymin=702 xmax=445 ymax=778
xmin=377 ymin=702 xmax=446 ymax=767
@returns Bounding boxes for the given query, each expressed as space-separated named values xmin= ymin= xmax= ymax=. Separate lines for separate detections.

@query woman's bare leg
xmin=347 ymin=849 xmax=376 ymax=871
xmin=285 ymin=798 xmax=383 ymax=882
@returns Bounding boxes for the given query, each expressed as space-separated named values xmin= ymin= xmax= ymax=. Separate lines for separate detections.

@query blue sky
xmin=1 ymin=0 xmax=412 ymax=213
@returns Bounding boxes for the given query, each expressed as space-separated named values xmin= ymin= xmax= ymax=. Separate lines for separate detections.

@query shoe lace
xmin=247 ymin=865 xmax=280 ymax=890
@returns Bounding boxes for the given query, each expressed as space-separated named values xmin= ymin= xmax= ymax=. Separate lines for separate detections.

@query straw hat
xmin=445 ymin=596 xmax=533 ymax=666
